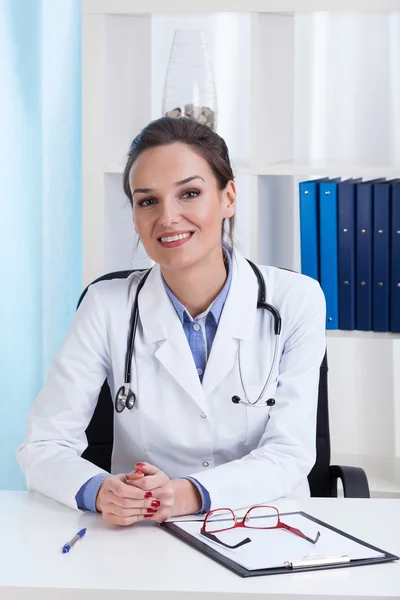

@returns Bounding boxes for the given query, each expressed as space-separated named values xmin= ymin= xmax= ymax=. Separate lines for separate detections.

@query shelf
xmin=105 ymin=163 xmax=252 ymax=176
xmin=253 ymin=160 xmax=400 ymax=178
xmin=106 ymin=160 xmax=400 ymax=179
xmin=326 ymin=331 xmax=400 ymax=340
xmin=83 ymin=1 xmax=400 ymax=14
xmin=331 ymin=454 xmax=400 ymax=498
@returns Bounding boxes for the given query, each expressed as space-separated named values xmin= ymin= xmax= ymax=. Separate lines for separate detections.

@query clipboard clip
xmin=285 ymin=554 xmax=351 ymax=569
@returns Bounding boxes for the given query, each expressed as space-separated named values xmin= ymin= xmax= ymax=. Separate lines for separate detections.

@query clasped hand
xmin=95 ymin=462 xmax=201 ymax=526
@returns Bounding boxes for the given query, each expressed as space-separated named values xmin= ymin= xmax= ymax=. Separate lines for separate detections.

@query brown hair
xmin=122 ymin=117 xmax=235 ymax=246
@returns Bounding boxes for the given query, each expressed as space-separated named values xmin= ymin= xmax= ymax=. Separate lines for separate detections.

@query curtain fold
xmin=0 ymin=0 xmax=81 ymax=489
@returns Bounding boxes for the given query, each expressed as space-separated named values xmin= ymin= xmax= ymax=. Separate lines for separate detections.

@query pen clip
xmin=285 ymin=554 xmax=350 ymax=569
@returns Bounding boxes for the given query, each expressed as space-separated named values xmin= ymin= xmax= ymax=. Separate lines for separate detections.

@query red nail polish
xmin=144 ymin=514 xmax=153 ymax=518
xmin=144 ymin=492 xmax=152 ymax=498
xmin=151 ymin=500 xmax=160 ymax=508
xmin=147 ymin=508 xmax=157 ymax=513
xmin=136 ymin=462 xmax=145 ymax=467
xmin=134 ymin=470 xmax=143 ymax=474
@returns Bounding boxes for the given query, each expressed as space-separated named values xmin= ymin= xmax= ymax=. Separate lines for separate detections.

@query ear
xmin=221 ymin=180 xmax=236 ymax=219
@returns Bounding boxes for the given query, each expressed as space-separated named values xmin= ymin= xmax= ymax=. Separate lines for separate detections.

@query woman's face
xmin=129 ymin=142 xmax=236 ymax=271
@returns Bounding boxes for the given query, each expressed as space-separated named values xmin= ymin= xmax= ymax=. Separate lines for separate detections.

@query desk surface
xmin=1 ymin=491 xmax=399 ymax=600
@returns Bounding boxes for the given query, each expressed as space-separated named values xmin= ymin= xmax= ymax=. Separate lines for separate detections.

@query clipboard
xmin=160 ymin=511 xmax=399 ymax=578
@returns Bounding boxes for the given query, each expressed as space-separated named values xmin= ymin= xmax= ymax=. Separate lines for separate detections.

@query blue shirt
xmin=75 ymin=248 xmax=233 ymax=513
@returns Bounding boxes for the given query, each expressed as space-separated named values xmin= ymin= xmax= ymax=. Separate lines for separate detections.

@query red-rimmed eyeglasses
xmin=200 ymin=505 xmax=321 ymax=549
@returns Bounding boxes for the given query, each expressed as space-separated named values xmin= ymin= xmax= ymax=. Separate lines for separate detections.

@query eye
xmin=137 ymin=198 xmax=156 ymax=207
xmin=182 ymin=189 xmax=200 ymax=199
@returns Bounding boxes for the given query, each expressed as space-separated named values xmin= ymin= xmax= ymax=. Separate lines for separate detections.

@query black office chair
xmin=78 ymin=269 xmax=370 ymax=499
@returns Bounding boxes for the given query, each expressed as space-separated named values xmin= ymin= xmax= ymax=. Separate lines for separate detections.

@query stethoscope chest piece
xmin=115 ymin=386 xmax=136 ymax=413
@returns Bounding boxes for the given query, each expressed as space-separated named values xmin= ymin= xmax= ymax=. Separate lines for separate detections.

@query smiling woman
xmin=123 ymin=118 xmax=237 ymax=314
xmin=17 ymin=116 xmax=326 ymax=528
xmin=124 ymin=119 xmax=235 ymax=239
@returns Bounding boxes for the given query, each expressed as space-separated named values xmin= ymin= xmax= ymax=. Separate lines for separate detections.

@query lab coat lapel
xmin=138 ymin=264 xmax=206 ymax=411
xmin=202 ymin=252 xmax=259 ymax=397
xmin=155 ymin=336 xmax=206 ymax=412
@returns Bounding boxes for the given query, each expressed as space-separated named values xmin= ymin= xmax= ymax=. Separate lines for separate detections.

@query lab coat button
xmin=202 ymin=461 xmax=209 ymax=467
xmin=193 ymin=323 xmax=200 ymax=331
xmin=200 ymin=412 xmax=206 ymax=418
xmin=197 ymin=368 xmax=203 ymax=375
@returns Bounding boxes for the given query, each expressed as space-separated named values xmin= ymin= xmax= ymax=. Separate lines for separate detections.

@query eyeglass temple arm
xmin=200 ymin=529 xmax=251 ymax=549
xmin=281 ymin=523 xmax=321 ymax=545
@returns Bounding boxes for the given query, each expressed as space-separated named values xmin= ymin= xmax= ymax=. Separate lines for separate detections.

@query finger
xmin=142 ymin=508 xmax=170 ymax=523
xmin=106 ymin=503 xmax=159 ymax=518
xmin=150 ymin=486 xmax=174 ymax=508
xmin=126 ymin=471 xmax=169 ymax=492
xmin=125 ymin=470 xmax=145 ymax=481
xmin=103 ymin=491 xmax=157 ymax=510
xmin=125 ymin=474 xmax=164 ymax=492
xmin=108 ymin=477 xmax=148 ymax=500
xmin=133 ymin=462 xmax=159 ymax=476
xmin=103 ymin=512 xmax=147 ymax=527
xmin=129 ymin=485 xmax=172 ymax=511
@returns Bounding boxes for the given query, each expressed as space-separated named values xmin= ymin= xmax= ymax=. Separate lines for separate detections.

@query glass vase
xmin=162 ymin=29 xmax=217 ymax=130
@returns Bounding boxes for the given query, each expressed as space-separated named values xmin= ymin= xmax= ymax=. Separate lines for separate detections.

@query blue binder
xmin=319 ymin=179 xmax=341 ymax=329
xmin=337 ymin=179 xmax=361 ymax=330
xmin=391 ymin=182 xmax=400 ymax=332
xmin=372 ymin=181 xmax=392 ymax=332
xmin=299 ymin=179 xmax=328 ymax=281
xmin=355 ymin=179 xmax=385 ymax=331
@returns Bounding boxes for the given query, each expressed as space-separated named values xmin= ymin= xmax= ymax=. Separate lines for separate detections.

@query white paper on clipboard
xmin=173 ymin=512 xmax=384 ymax=571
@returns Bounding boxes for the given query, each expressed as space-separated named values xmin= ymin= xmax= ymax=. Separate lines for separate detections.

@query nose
xmin=158 ymin=198 xmax=181 ymax=228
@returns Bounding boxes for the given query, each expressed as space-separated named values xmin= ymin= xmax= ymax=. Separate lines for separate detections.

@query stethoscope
xmin=115 ymin=259 xmax=282 ymax=413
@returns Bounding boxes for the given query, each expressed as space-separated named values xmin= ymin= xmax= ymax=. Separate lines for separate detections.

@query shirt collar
xmin=162 ymin=245 xmax=233 ymax=324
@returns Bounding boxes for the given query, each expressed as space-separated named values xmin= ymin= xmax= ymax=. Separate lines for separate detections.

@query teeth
xmin=160 ymin=232 xmax=192 ymax=243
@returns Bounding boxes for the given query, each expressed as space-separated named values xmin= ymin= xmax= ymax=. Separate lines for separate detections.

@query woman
xmin=17 ymin=117 xmax=326 ymax=526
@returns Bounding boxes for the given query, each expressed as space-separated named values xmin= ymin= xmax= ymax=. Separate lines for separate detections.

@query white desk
xmin=1 ymin=491 xmax=399 ymax=600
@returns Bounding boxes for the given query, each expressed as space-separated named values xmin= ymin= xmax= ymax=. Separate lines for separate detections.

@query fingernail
xmin=147 ymin=508 xmax=157 ymax=513
xmin=144 ymin=492 xmax=152 ymax=498
xmin=136 ymin=462 xmax=145 ymax=467
xmin=151 ymin=500 xmax=160 ymax=507
xmin=134 ymin=470 xmax=143 ymax=474
xmin=144 ymin=514 xmax=153 ymax=518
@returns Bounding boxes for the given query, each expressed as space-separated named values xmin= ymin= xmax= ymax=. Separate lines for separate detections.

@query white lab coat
xmin=16 ymin=250 xmax=326 ymax=511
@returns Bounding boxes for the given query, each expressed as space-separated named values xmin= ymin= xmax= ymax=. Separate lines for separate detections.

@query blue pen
xmin=62 ymin=528 xmax=87 ymax=553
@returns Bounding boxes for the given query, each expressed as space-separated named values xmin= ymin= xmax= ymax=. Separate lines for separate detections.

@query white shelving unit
xmin=82 ymin=1 xmax=400 ymax=498
xmin=82 ymin=1 xmax=400 ymax=13
xmin=253 ymin=161 xmax=400 ymax=178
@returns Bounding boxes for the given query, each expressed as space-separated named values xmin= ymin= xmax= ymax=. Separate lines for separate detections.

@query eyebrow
xmin=132 ymin=175 xmax=205 ymax=195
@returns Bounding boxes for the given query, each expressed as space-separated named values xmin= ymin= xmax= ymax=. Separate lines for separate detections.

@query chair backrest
xmin=78 ymin=269 xmax=331 ymax=497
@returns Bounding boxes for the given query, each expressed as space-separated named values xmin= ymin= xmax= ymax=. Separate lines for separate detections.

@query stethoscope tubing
xmin=124 ymin=269 xmax=151 ymax=384
xmin=115 ymin=260 xmax=281 ymax=412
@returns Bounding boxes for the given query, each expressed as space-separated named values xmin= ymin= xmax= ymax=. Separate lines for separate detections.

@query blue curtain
xmin=0 ymin=0 xmax=82 ymax=489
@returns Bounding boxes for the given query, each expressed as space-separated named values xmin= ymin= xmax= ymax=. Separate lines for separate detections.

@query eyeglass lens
xmin=244 ymin=506 xmax=279 ymax=528
xmin=205 ymin=506 xmax=279 ymax=532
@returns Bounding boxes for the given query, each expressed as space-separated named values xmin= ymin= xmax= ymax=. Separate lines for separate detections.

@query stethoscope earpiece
xmin=231 ymin=396 xmax=276 ymax=407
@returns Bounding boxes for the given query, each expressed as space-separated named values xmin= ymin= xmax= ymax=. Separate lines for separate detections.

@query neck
xmin=162 ymin=247 xmax=228 ymax=318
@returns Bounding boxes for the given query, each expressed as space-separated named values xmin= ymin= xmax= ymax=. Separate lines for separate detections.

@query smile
xmin=158 ymin=232 xmax=194 ymax=248
xmin=159 ymin=232 xmax=192 ymax=243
